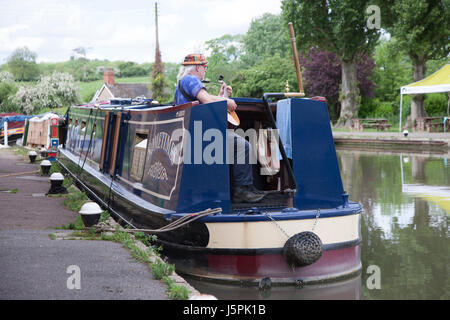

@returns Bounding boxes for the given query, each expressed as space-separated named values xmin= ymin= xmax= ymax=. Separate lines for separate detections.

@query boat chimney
xmin=104 ymin=68 xmax=115 ymax=86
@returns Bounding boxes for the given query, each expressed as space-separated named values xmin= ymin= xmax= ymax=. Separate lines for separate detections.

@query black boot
xmin=233 ymin=185 xmax=266 ymax=203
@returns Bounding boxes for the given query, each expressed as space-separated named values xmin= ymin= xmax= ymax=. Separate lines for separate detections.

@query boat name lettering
xmin=147 ymin=161 xmax=168 ymax=181
xmin=148 ymin=131 xmax=180 ymax=165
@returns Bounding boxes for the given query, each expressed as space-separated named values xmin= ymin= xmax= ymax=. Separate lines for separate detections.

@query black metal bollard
xmin=40 ymin=160 xmax=51 ymax=176
xmin=28 ymin=151 xmax=37 ymax=163
xmin=47 ymin=172 xmax=67 ymax=194
xmin=79 ymin=202 xmax=102 ymax=227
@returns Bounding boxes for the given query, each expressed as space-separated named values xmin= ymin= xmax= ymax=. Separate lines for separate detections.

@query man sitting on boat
xmin=174 ymin=53 xmax=266 ymax=203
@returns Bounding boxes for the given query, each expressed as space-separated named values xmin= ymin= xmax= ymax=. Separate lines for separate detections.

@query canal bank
xmin=332 ymin=131 xmax=450 ymax=154
xmin=0 ymin=146 xmax=202 ymax=300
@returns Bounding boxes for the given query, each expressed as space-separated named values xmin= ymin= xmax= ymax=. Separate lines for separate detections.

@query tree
xmin=118 ymin=61 xmax=148 ymax=77
xmin=371 ymin=38 xmax=412 ymax=104
xmin=205 ymin=34 xmax=243 ymax=93
xmin=38 ymin=72 xmax=80 ymax=109
xmin=151 ymin=3 xmax=169 ymax=102
xmin=241 ymin=13 xmax=290 ymax=67
xmin=231 ymin=54 xmax=298 ymax=98
xmin=282 ymin=0 xmax=382 ymax=127
xmin=72 ymin=47 xmax=93 ymax=82
xmin=0 ymin=71 xmax=18 ymax=112
xmin=12 ymin=72 xmax=79 ymax=114
xmin=299 ymin=47 xmax=376 ymax=120
xmin=382 ymin=0 xmax=450 ymax=128
xmin=7 ymin=47 xmax=40 ymax=81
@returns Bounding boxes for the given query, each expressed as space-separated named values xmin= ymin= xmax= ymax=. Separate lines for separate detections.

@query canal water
xmin=186 ymin=148 xmax=449 ymax=299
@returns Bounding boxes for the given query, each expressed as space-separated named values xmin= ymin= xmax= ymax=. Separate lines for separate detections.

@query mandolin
xmin=219 ymin=75 xmax=240 ymax=127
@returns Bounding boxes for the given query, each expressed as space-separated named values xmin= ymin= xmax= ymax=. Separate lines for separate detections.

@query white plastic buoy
xmin=40 ymin=160 xmax=52 ymax=176
xmin=79 ymin=202 xmax=103 ymax=227
xmin=403 ymin=129 xmax=409 ymax=137
xmin=28 ymin=150 xmax=37 ymax=163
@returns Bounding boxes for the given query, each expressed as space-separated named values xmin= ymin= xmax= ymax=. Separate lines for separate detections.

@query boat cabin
xmin=63 ymin=96 xmax=345 ymax=216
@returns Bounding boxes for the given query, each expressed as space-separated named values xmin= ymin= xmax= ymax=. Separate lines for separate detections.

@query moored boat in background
xmin=0 ymin=113 xmax=27 ymax=145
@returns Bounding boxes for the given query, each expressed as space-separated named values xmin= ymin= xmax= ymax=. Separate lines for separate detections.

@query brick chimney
xmin=103 ymin=68 xmax=115 ymax=86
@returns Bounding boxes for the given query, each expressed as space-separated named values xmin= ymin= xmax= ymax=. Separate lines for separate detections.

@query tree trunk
xmin=409 ymin=56 xmax=428 ymax=128
xmin=336 ymin=60 xmax=359 ymax=127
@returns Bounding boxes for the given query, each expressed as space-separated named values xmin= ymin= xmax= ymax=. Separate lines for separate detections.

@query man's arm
xmin=196 ymin=88 xmax=237 ymax=112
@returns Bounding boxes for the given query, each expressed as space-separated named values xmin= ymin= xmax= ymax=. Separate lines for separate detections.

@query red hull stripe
xmin=203 ymin=245 xmax=361 ymax=280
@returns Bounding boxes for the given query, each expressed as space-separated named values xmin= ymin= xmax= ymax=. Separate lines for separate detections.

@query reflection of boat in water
xmin=58 ymin=94 xmax=362 ymax=285
xmin=187 ymin=273 xmax=361 ymax=300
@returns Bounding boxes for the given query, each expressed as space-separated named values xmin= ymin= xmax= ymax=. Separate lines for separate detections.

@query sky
xmin=0 ymin=0 xmax=282 ymax=65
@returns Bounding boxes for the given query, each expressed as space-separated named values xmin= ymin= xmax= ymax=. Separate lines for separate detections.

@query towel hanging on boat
xmin=276 ymin=99 xmax=292 ymax=160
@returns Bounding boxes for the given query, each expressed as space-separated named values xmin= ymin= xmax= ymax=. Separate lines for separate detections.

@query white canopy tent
xmin=399 ymin=64 xmax=450 ymax=132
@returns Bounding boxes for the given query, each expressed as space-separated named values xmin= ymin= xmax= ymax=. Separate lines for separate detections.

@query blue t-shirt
xmin=174 ymin=75 xmax=206 ymax=105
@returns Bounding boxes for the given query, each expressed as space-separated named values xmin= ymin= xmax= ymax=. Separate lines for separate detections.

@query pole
xmin=4 ymin=121 xmax=8 ymax=147
xmin=288 ymin=22 xmax=304 ymax=95
xmin=399 ymin=92 xmax=403 ymax=133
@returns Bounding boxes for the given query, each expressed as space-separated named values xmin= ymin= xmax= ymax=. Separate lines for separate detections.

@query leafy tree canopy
xmin=231 ymin=54 xmax=298 ymax=98
xmin=241 ymin=13 xmax=291 ymax=66
xmin=382 ymin=0 xmax=449 ymax=62
xmin=281 ymin=0 xmax=381 ymax=62
xmin=7 ymin=47 xmax=40 ymax=81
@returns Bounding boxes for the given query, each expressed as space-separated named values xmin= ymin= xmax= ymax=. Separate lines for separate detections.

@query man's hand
xmin=226 ymin=98 xmax=237 ymax=112
xmin=196 ymin=88 xmax=236 ymax=112
xmin=219 ymin=82 xmax=233 ymax=98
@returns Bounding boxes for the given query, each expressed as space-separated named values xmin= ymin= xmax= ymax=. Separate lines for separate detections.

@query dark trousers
xmin=228 ymin=131 xmax=253 ymax=186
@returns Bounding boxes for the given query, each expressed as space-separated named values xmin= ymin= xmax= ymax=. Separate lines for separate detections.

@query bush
xmin=0 ymin=71 xmax=15 ymax=83
xmin=0 ymin=82 xmax=19 ymax=112
xmin=12 ymin=72 xmax=80 ymax=114
xmin=372 ymin=101 xmax=395 ymax=117
xmin=359 ymin=97 xmax=378 ymax=118
xmin=231 ymin=54 xmax=297 ymax=98
xmin=425 ymin=93 xmax=447 ymax=116
xmin=12 ymin=85 xmax=39 ymax=114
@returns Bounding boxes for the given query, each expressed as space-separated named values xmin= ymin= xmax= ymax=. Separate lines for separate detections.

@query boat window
xmin=130 ymin=131 xmax=148 ymax=181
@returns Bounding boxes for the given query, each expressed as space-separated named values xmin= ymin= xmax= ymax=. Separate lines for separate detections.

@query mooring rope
xmin=91 ymin=207 xmax=222 ymax=234
xmin=0 ymin=170 xmax=40 ymax=178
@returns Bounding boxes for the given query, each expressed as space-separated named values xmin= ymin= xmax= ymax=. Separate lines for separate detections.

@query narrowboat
xmin=57 ymin=94 xmax=362 ymax=285
xmin=0 ymin=113 xmax=27 ymax=145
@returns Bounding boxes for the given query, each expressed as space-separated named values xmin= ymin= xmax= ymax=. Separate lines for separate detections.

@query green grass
xmin=60 ymin=215 xmax=85 ymax=230
xmin=62 ymin=186 xmax=89 ymax=212
xmin=150 ymin=259 xmax=175 ymax=280
xmin=163 ymin=276 xmax=190 ymax=300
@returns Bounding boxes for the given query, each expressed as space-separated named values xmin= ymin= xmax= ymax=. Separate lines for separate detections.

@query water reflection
xmin=187 ymin=275 xmax=361 ymax=300
xmin=185 ymin=149 xmax=449 ymax=299
xmin=337 ymin=149 xmax=449 ymax=300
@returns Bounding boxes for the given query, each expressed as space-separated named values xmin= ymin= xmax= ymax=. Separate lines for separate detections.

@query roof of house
xmin=91 ymin=83 xmax=152 ymax=102
xmin=107 ymin=83 xmax=152 ymax=99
